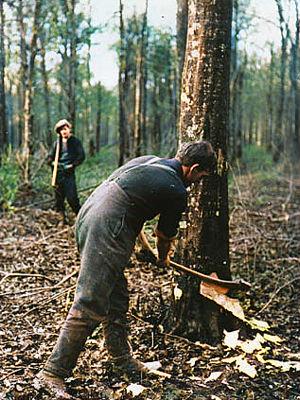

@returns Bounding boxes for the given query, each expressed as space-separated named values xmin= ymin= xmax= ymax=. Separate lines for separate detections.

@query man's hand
xmin=155 ymin=229 xmax=175 ymax=269
xmin=64 ymin=164 xmax=73 ymax=170
xmin=156 ymin=255 xmax=170 ymax=268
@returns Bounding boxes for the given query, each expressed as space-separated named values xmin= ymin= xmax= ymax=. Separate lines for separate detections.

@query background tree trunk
xmin=0 ymin=0 xmax=7 ymax=156
xmin=20 ymin=0 xmax=42 ymax=186
xmin=118 ymin=0 xmax=127 ymax=166
xmin=96 ymin=82 xmax=102 ymax=153
xmin=174 ymin=0 xmax=233 ymax=342
xmin=274 ymin=0 xmax=289 ymax=163
xmin=176 ymin=0 xmax=188 ymax=82
xmin=39 ymin=33 xmax=52 ymax=148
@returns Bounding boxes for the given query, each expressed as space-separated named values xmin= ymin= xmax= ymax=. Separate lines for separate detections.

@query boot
xmin=35 ymin=370 xmax=75 ymax=399
xmin=103 ymin=317 xmax=148 ymax=375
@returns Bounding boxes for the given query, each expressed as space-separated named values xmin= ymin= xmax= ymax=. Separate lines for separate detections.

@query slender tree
xmin=274 ymin=0 xmax=289 ymax=162
xmin=118 ymin=0 xmax=127 ymax=166
xmin=176 ymin=0 xmax=188 ymax=81
xmin=39 ymin=31 xmax=52 ymax=147
xmin=95 ymin=82 xmax=102 ymax=153
xmin=0 ymin=0 xmax=7 ymax=156
xmin=289 ymin=0 xmax=300 ymax=163
xmin=174 ymin=0 xmax=233 ymax=341
xmin=17 ymin=0 xmax=42 ymax=185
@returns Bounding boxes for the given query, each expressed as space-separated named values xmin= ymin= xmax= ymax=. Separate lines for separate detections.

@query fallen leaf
xmin=263 ymin=333 xmax=283 ymax=344
xmin=239 ymin=336 xmax=263 ymax=354
xmin=223 ymin=329 xmax=240 ymax=349
xmin=187 ymin=357 xmax=200 ymax=367
xmin=144 ymin=360 xmax=162 ymax=370
xmin=204 ymin=371 xmax=223 ymax=383
xmin=223 ymin=355 xmax=244 ymax=364
xmin=235 ymin=358 xmax=257 ymax=378
xmin=265 ymin=359 xmax=300 ymax=372
xmin=246 ymin=318 xmax=270 ymax=331
xmin=148 ymin=369 xmax=171 ymax=378
xmin=174 ymin=285 xmax=183 ymax=300
xmin=126 ymin=383 xmax=146 ymax=397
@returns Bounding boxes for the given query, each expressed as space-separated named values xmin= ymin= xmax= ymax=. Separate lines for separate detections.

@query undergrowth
xmin=0 ymin=149 xmax=20 ymax=211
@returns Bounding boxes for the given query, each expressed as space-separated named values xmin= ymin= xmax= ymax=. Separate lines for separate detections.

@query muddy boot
xmin=103 ymin=317 xmax=148 ymax=375
xmin=35 ymin=370 xmax=75 ymax=399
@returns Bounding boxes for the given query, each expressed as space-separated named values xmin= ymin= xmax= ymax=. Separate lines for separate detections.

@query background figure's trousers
xmin=55 ymin=173 xmax=80 ymax=215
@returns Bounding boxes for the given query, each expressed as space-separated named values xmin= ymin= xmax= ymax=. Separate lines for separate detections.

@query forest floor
xmin=0 ymin=160 xmax=300 ymax=399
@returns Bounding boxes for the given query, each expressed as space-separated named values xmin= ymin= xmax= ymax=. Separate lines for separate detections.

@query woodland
xmin=0 ymin=0 xmax=300 ymax=399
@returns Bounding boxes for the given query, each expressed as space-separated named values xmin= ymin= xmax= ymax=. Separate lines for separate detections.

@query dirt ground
xmin=0 ymin=173 xmax=299 ymax=399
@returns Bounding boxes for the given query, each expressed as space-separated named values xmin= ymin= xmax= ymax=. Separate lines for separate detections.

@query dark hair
xmin=176 ymin=141 xmax=217 ymax=172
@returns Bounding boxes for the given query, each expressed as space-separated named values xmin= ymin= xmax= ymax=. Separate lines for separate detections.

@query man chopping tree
xmin=48 ymin=119 xmax=85 ymax=224
xmin=38 ymin=141 xmax=217 ymax=399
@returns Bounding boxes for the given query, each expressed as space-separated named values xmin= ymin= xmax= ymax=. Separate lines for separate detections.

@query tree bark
xmin=39 ymin=33 xmax=52 ymax=148
xmin=67 ymin=0 xmax=77 ymax=131
xmin=174 ymin=0 xmax=233 ymax=341
xmin=96 ymin=82 xmax=102 ymax=153
xmin=0 ymin=0 xmax=7 ymax=156
xmin=176 ymin=0 xmax=188 ymax=82
xmin=274 ymin=0 xmax=289 ymax=162
xmin=118 ymin=0 xmax=127 ymax=166
xmin=289 ymin=0 xmax=300 ymax=163
xmin=19 ymin=0 xmax=42 ymax=185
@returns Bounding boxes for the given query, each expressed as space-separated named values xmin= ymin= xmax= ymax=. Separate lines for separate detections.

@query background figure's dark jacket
xmin=48 ymin=135 xmax=85 ymax=171
xmin=104 ymin=155 xmax=187 ymax=238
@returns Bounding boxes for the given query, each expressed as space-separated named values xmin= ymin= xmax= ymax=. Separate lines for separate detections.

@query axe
xmin=51 ymin=134 xmax=60 ymax=187
xmin=138 ymin=230 xmax=251 ymax=292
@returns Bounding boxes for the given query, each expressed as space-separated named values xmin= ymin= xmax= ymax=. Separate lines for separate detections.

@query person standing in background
xmin=48 ymin=119 xmax=85 ymax=224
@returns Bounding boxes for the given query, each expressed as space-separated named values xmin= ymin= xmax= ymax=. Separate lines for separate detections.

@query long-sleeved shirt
xmin=107 ymin=155 xmax=187 ymax=238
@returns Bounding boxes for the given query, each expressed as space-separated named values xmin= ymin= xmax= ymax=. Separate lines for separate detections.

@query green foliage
xmin=0 ymin=150 xmax=20 ymax=211
xmin=241 ymin=144 xmax=273 ymax=173
xmin=75 ymin=145 xmax=118 ymax=204
xmin=77 ymin=145 xmax=117 ymax=188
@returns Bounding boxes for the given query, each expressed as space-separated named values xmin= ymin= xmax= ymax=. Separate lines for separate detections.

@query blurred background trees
xmin=0 ymin=0 xmax=299 ymax=186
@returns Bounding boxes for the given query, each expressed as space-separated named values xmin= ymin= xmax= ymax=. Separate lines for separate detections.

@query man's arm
xmin=72 ymin=138 xmax=85 ymax=167
xmin=155 ymin=195 xmax=187 ymax=266
xmin=155 ymin=229 xmax=176 ymax=267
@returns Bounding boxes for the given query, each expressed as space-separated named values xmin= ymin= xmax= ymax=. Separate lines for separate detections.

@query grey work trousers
xmin=44 ymin=181 xmax=141 ymax=378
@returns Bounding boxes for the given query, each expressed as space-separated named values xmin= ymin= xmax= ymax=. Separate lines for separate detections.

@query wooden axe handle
xmin=51 ymin=134 xmax=60 ymax=187
xmin=138 ymin=230 xmax=251 ymax=292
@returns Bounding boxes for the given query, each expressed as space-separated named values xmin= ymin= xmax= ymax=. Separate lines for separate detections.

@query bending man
xmin=38 ymin=140 xmax=217 ymax=398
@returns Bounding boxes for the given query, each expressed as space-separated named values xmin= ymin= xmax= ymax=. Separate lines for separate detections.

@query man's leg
xmin=54 ymin=181 xmax=67 ymax=223
xmin=103 ymin=274 xmax=147 ymax=373
xmin=65 ymin=174 xmax=81 ymax=215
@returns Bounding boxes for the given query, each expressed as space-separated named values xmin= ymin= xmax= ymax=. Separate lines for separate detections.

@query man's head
xmin=54 ymin=119 xmax=72 ymax=139
xmin=176 ymin=140 xmax=217 ymax=184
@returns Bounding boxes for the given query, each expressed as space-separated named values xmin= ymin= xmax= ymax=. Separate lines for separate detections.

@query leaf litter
xmin=0 ymin=174 xmax=300 ymax=399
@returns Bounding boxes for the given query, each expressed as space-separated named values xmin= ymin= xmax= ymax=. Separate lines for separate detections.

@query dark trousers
xmin=44 ymin=181 xmax=141 ymax=378
xmin=55 ymin=173 xmax=80 ymax=215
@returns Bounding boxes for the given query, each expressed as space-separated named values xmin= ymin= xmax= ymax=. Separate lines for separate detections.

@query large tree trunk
xmin=0 ymin=0 xmax=7 ymax=156
xmin=174 ymin=0 xmax=233 ymax=342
